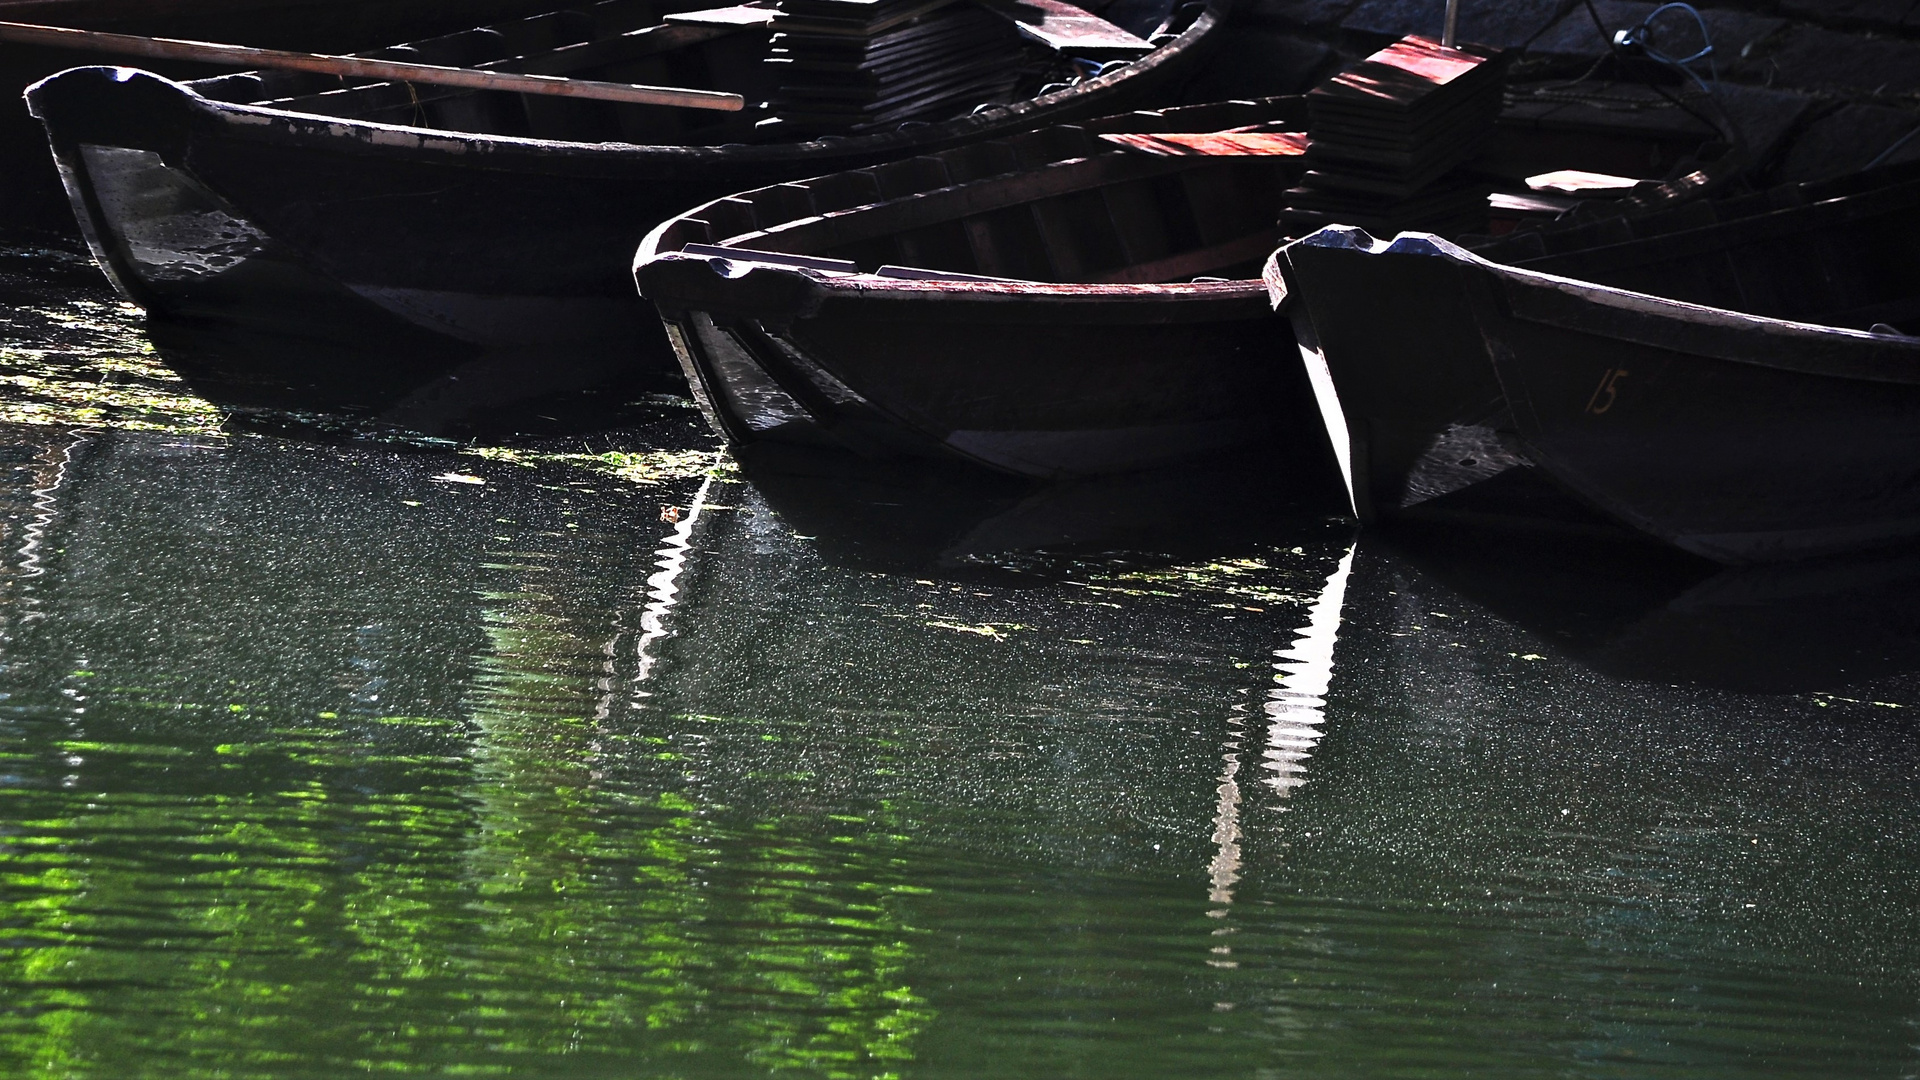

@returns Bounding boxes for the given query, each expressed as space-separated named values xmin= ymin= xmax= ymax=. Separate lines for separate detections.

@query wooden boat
xmin=1277 ymin=161 xmax=1920 ymax=563
xmin=1268 ymin=158 xmax=1889 ymax=527
xmin=0 ymin=0 xmax=555 ymax=232
xmin=634 ymin=85 xmax=1735 ymax=479
xmin=635 ymin=97 xmax=1324 ymax=478
xmin=23 ymin=0 xmax=1228 ymax=413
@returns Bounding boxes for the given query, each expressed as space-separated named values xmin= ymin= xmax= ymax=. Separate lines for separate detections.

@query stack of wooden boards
xmin=1281 ymin=35 xmax=1505 ymax=236
xmin=759 ymin=0 xmax=1026 ymax=135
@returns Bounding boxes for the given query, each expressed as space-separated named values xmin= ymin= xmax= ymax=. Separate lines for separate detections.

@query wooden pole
xmin=0 ymin=19 xmax=745 ymax=110
xmin=1441 ymin=0 xmax=1459 ymax=47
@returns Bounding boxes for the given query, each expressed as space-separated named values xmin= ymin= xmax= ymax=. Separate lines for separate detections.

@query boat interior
xmin=1512 ymin=161 xmax=1920 ymax=335
xmin=184 ymin=0 xmax=1188 ymax=146
xmin=648 ymin=93 xmax=1745 ymax=288
xmin=652 ymin=99 xmax=1311 ymax=283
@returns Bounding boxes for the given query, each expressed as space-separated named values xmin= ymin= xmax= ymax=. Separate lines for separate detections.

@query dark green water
xmin=1 ymin=240 xmax=1918 ymax=1078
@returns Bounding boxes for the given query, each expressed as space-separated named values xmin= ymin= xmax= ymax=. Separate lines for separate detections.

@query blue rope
xmin=1612 ymin=2 xmax=1718 ymax=93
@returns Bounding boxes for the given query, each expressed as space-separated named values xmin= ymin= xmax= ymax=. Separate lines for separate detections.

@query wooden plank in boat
xmin=1024 ymin=197 xmax=1086 ymax=279
xmin=665 ymin=3 xmax=777 ymax=26
xmin=1312 ymin=35 xmax=1501 ymax=114
xmin=873 ymin=264 xmax=1025 ymax=282
xmin=1491 ymin=191 xmax=1581 ymax=215
xmin=767 ymin=0 xmax=1023 ymax=133
xmin=1526 ymin=169 xmax=1644 ymax=196
xmin=1100 ymin=131 xmax=1309 ymax=156
xmin=1100 ymin=178 xmax=1174 ymax=265
xmin=976 ymin=0 xmax=1151 ymax=55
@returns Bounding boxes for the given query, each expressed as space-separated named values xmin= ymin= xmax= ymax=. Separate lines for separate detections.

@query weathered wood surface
xmin=1100 ymin=130 xmax=1309 ymax=155
xmin=977 ymin=0 xmax=1152 ymax=54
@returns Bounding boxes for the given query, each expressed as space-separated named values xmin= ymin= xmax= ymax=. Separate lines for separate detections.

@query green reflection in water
xmin=0 ymin=403 xmax=919 ymax=1075
xmin=454 ymin=537 xmax=932 ymax=1076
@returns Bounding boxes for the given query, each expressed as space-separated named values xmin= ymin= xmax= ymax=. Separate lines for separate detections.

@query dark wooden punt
xmin=23 ymin=0 xmax=1226 ymax=413
xmin=1283 ymin=162 xmax=1920 ymax=563
xmin=634 ymin=98 xmax=1335 ymax=479
xmin=0 ymin=0 xmax=554 ymax=231
xmin=1269 ymin=159 xmax=1877 ymax=528
xmin=634 ymin=88 xmax=1734 ymax=479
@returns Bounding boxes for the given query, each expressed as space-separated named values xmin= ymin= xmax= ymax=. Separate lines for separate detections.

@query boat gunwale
xmin=640 ymin=251 xmax=1268 ymax=301
xmin=1296 ymin=225 xmax=1920 ymax=385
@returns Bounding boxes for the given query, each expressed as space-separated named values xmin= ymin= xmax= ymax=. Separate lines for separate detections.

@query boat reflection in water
xmin=732 ymin=442 xmax=1349 ymax=573
xmin=143 ymin=316 xmax=684 ymax=441
xmin=1382 ymin=469 xmax=1920 ymax=694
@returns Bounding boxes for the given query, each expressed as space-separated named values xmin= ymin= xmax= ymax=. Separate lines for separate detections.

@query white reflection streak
xmin=20 ymin=433 xmax=91 ymax=580
xmin=1262 ymin=545 xmax=1356 ymax=792
xmin=1206 ymin=709 xmax=1245 ymax=970
xmin=1207 ymin=703 xmax=1246 ymax=911
xmin=634 ymin=475 xmax=714 ymax=688
xmin=1206 ymin=544 xmax=1356 ymax=943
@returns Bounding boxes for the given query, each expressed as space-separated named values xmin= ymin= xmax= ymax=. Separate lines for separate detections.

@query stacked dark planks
xmin=1281 ymin=35 xmax=1505 ymax=236
xmin=760 ymin=0 xmax=1026 ymax=135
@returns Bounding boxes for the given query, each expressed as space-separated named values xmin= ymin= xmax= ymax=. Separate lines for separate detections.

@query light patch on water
xmin=1069 ymin=555 xmax=1327 ymax=608
xmin=0 ymin=242 xmax=725 ymax=487
xmin=464 ymin=444 xmax=732 ymax=486
xmin=0 ymin=301 xmax=225 ymax=436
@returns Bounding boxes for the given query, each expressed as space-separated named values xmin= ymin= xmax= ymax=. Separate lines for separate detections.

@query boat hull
xmin=1466 ymin=251 xmax=1920 ymax=562
xmin=1270 ymin=227 xmax=1510 ymax=521
xmin=33 ymin=68 xmax=682 ymax=410
xmin=651 ymin=266 xmax=1329 ymax=479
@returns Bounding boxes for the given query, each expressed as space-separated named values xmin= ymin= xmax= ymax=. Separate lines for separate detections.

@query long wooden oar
xmin=0 ymin=19 xmax=745 ymax=111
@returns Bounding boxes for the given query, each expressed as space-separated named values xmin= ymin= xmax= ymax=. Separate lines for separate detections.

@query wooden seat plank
xmin=975 ymin=0 xmax=1151 ymax=55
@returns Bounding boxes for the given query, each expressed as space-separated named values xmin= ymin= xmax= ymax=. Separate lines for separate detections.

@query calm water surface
xmin=0 ymin=239 xmax=1917 ymax=1078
